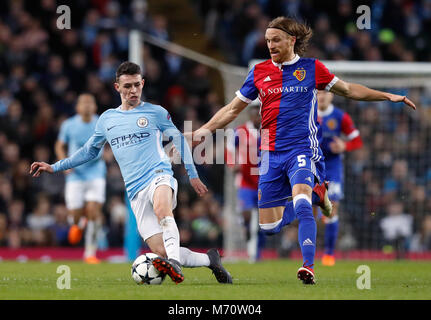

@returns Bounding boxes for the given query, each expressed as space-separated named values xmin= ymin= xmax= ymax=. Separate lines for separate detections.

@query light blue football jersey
xmin=57 ymin=114 xmax=106 ymax=182
xmin=52 ymin=102 xmax=198 ymax=201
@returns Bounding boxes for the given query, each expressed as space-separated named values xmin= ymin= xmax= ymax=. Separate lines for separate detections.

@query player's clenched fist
xmin=29 ymin=161 xmax=53 ymax=177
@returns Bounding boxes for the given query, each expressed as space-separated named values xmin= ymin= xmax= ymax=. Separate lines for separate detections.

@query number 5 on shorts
xmin=297 ymin=155 xmax=306 ymax=167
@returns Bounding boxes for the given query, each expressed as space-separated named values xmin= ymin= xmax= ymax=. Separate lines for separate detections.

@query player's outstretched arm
xmin=330 ymin=79 xmax=416 ymax=110
xmin=192 ymin=97 xmax=249 ymax=146
xmin=30 ymin=136 xmax=104 ymax=179
xmin=29 ymin=162 xmax=54 ymax=177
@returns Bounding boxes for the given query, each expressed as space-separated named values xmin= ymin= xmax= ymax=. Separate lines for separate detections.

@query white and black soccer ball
xmin=131 ymin=253 xmax=166 ymax=285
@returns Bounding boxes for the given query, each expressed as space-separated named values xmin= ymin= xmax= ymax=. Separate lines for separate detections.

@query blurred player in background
xmin=315 ymin=90 xmax=363 ymax=266
xmin=31 ymin=62 xmax=232 ymax=284
xmin=55 ymin=93 xmax=106 ymax=264
xmin=192 ymin=16 xmax=415 ymax=284
xmin=226 ymin=104 xmax=266 ymax=262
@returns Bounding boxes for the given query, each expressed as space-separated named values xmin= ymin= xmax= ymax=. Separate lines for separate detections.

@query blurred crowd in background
xmin=0 ymin=0 xmax=431 ymax=254
xmin=196 ymin=0 xmax=431 ymax=65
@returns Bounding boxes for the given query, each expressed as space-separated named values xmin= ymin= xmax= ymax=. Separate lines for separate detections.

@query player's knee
xmin=153 ymin=202 xmax=171 ymax=221
xmin=259 ymin=219 xmax=283 ymax=235
xmin=292 ymin=183 xmax=313 ymax=198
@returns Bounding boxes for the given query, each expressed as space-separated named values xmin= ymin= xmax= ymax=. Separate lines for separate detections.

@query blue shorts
xmin=258 ymin=150 xmax=325 ymax=208
xmin=237 ymin=187 xmax=258 ymax=211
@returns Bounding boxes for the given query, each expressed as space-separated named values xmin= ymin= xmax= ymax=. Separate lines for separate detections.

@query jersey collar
xmin=317 ymin=103 xmax=334 ymax=118
xmin=272 ymin=54 xmax=300 ymax=70
xmin=117 ymin=101 xmax=144 ymax=111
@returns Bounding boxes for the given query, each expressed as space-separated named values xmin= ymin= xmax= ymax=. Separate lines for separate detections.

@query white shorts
xmin=130 ymin=175 xmax=178 ymax=241
xmin=64 ymin=178 xmax=106 ymax=210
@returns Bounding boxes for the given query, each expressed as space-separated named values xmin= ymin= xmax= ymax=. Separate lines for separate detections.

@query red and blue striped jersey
xmin=236 ymin=55 xmax=338 ymax=161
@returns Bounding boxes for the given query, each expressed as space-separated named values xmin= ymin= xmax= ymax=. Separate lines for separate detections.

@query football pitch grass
xmin=1 ymin=259 xmax=430 ymax=300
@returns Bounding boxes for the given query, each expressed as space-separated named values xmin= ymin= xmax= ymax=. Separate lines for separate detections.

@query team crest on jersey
xmin=137 ymin=117 xmax=148 ymax=128
xmin=293 ymin=68 xmax=306 ymax=81
xmin=326 ymin=118 xmax=338 ymax=130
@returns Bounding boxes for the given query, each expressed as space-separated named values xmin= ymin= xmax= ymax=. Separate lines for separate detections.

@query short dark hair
xmin=115 ymin=61 xmax=142 ymax=82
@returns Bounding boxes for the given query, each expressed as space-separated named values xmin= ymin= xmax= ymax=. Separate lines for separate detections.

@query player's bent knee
xmin=153 ymin=204 xmax=172 ymax=221
xmin=259 ymin=219 xmax=283 ymax=235
xmin=292 ymin=183 xmax=313 ymax=198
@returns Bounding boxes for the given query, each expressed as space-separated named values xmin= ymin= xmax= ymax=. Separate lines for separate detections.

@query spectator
xmin=142 ymin=59 xmax=168 ymax=104
xmin=7 ymin=198 xmax=26 ymax=230
xmin=380 ymin=201 xmax=413 ymax=257
xmin=2 ymin=142 xmax=20 ymax=173
xmin=163 ymin=85 xmax=187 ymax=129
xmin=241 ymin=15 xmax=270 ymax=65
xmin=0 ymin=213 xmax=7 ymax=246
xmin=7 ymin=198 xmax=29 ymax=248
xmin=129 ymin=0 xmax=149 ymax=29
xmin=0 ymin=100 xmax=23 ymax=138
xmin=0 ymin=176 xmax=13 ymax=212
xmin=148 ymin=14 xmax=170 ymax=41
xmin=106 ymin=195 xmax=127 ymax=247
xmin=181 ymin=63 xmax=212 ymax=99
xmin=190 ymin=199 xmax=222 ymax=247
xmin=51 ymin=203 xmax=69 ymax=246
xmin=81 ymin=8 xmax=101 ymax=48
xmin=411 ymin=215 xmax=431 ymax=252
xmin=26 ymin=193 xmax=55 ymax=246
xmin=67 ymin=50 xmax=89 ymax=94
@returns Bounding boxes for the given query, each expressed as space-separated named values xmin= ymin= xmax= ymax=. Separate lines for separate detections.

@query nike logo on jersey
xmin=107 ymin=125 xmax=117 ymax=131
xmin=263 ymin=76 xmax=272 ymax=82
xmin=305 ymin=177 xmax=312 ymax=183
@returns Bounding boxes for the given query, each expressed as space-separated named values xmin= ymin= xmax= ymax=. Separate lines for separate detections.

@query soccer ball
xmin=131 ymin=253 xmax=166 ymax=285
